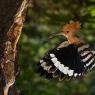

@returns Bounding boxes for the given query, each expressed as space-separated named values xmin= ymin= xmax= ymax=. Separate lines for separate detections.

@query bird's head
xmin=61 ymin=21 xmax=81 ymax=39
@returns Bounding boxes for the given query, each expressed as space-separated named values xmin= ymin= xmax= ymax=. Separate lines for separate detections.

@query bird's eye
xmin=66 ymin=31 xmax=69 ymax=33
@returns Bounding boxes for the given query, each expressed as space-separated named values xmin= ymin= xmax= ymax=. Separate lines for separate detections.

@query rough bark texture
xmin=0 ymin=0 xmax=30 ymax=95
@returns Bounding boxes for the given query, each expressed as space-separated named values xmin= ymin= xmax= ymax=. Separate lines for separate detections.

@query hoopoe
xmin=38 ymin=21 xmax=95 ymax=81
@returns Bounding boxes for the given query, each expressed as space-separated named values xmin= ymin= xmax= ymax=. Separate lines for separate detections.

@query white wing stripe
xmin=50 ymin=53 xmax=55 ymax=58
xmin=51 ymin=58 xmax=58 ymax=63
xmin=78 ymin=44 xmax=89 ymax=51
xmin=90 ymin=63 xmax=95 ymax=70
xmin=74 ymin=73 xmax=78 ymax=77
xmin=54 ymin=61 xmax=61 ymax=67
xmin=92 ymin=50 xmax=95 ymax=55
xmin=86 ymin=57 xmax=95 ymax=67
xmin=41 ymin=62 xmax=50 ymax=70
xmin=50 ymin=53 xmax=80 ymax=77
xmin=58 ymin=64 xmax=65 ymax=72
xmin=82 ymin=54 xmax=92 ymax=62
xmin=53 ymin=60 xmax=74 ymax=76
xmin=62 ymin=67 xmax=69 ymax=74
xmin=41 ymin=62 xmax=46 ymax=67
xmin=68 ymin=70 xmax=74 ymax=76
xmin=80 ymin=51 xmax=90 ymax=56
xmin=40 ymin=60 xmax=44 ymax=64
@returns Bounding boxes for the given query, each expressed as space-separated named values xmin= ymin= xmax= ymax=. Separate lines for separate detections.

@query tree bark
xmin=0 ymin=0 xmax=30 ymax=95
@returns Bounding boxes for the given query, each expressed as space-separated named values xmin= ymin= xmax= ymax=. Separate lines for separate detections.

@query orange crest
xmin=62 ymin=21 xmax=81 ymax=35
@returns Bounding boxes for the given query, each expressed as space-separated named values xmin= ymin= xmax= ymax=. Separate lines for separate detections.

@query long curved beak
xmin=49 ymin=31 xmax=64 ymax=39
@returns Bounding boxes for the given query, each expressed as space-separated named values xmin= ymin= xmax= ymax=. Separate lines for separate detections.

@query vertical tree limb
xmin=0 ymin=0 xmax=31 ymax=95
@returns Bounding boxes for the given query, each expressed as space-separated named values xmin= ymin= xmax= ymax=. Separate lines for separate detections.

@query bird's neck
xmin=68 ymin=36 xmax=80 ymax=45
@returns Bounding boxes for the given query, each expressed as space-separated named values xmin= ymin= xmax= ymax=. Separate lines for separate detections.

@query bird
xmin=37 ymin=20 xmax=95 ymax=81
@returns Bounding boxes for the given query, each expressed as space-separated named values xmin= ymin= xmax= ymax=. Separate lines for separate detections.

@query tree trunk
xmin=0 ymin=0 xmax=30 ymax=95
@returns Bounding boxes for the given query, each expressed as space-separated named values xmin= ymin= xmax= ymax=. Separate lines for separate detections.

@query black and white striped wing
xmin=38 ymin=41 xmax=95 ymax=80
xmin=38 ymin=41 xmax=86 ymax=80
xmin=77 ymin=43 xmax=95 ymax=72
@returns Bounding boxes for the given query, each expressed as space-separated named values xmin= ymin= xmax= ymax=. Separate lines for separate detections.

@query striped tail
xmin=78 ymin=43 xmax=95 ymax=72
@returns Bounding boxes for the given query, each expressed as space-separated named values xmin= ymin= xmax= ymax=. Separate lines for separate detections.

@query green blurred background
xmin=16 ymin=0 xmax=95 ymax=95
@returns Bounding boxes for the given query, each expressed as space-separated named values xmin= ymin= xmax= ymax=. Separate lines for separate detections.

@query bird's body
xmin=38 ymin=21 xmax=95 ymax=80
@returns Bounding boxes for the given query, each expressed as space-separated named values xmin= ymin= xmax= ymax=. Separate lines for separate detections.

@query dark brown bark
xmin=0 ymin=0 xmax=30 ymax=95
